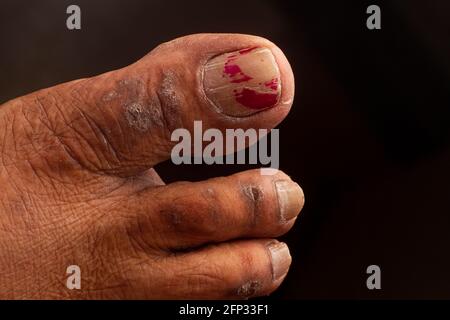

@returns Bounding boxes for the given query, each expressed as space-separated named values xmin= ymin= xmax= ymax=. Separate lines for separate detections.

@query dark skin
xmin=0 ymin=33 xmax=304 ymax=299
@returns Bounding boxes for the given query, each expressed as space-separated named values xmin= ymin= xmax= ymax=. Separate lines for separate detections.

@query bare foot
xmin=0 ymin=33 xmax=304 ymax=299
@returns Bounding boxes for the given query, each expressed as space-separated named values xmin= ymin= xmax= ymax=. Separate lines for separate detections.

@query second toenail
xmin=275 ymin=180 xmax=304 ymax=223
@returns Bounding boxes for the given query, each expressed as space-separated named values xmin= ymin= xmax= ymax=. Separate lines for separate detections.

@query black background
xmin=1 ymin=0 xmax=450 ymax=299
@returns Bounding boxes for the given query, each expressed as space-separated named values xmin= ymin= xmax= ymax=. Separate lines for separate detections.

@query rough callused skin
xmin=0 ymin=34 xmax=302 ymax=299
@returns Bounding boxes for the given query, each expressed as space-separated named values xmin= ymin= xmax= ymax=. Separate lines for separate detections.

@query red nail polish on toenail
xmin=204 ymin=47 xmax=281 ymax=117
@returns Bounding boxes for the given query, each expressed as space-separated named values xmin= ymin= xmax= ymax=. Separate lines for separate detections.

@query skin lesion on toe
xmin=236 ymin=280 xmax=262 ymax=299
xmin=241 ymin=184 xmax=264 ymax=224
xmin=156 ymin=70 xmax=184 ymax=134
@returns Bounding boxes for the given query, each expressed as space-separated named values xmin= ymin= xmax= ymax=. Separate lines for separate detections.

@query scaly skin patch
xmin=242 ymin=184 xmax=264 ymax=227
xmin=157 ymin=71 xmax=182 ymax=133
xmin=237 ymin=280 xmax=262 ymax=298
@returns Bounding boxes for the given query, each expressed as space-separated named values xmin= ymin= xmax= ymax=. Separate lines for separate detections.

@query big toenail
xmin=203 ymin=47 xmax=281 ymax=117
